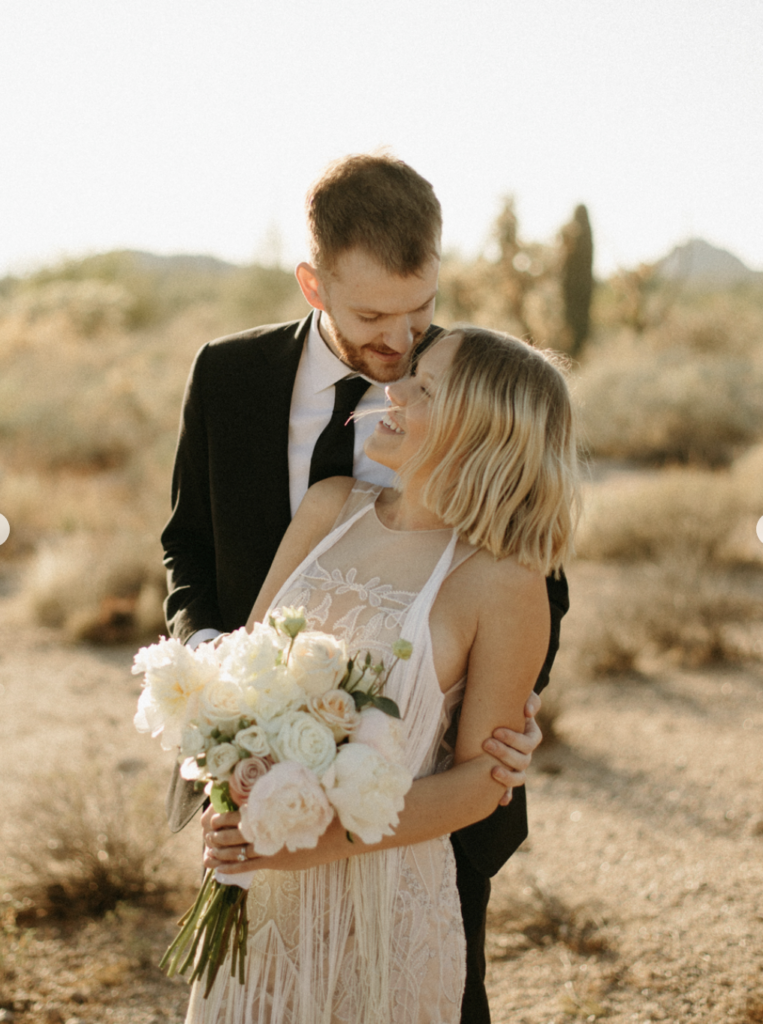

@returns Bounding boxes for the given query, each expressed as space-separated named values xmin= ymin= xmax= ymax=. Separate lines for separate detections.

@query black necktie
xmin=308 ymin=376 xmax=372 ymax=486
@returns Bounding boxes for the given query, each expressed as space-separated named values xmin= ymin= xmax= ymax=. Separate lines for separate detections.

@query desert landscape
xmin=1 ymin=235 xmax=762 ymax=1023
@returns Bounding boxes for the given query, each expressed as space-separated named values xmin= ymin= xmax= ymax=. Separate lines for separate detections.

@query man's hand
xmin=482 ymin=691 xmax=543 ymax=807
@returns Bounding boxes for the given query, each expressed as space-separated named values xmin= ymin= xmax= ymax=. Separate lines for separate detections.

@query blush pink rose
xmin=228 ymin=756 xmax=271 ymax=806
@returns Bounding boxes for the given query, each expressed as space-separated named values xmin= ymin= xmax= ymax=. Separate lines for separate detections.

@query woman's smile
xmin=377 ymin=410 xmax=405 ymax=435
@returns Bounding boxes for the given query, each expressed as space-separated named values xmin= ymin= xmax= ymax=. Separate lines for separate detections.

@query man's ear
xmin=295 ymin=262 xmax=327 ymax=311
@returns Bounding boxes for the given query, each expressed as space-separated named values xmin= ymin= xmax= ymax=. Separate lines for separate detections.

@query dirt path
xmin=1 ymin=572 xmax=762 ymax=1024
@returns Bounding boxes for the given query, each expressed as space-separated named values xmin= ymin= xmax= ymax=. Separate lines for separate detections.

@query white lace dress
xmin=186 ymin=483 xmax=471 ymax=1024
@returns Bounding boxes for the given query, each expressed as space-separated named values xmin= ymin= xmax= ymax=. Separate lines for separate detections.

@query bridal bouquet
xmin=132 ymin=607 xmax=413 ymax=996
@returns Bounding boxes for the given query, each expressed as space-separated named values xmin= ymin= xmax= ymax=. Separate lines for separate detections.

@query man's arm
xmin=161 ymin=343 xmax=225 ymax=642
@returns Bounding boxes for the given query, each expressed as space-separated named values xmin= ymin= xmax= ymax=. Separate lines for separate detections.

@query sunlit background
xmin=2 ymin=4 xmax=763 ymax=1019
xmin=2 ymin=0 xmax=761 ymax=276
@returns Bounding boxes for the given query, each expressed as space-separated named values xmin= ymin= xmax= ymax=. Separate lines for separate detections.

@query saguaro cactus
xmin=561 ymin=204 xmax=594 ymax=356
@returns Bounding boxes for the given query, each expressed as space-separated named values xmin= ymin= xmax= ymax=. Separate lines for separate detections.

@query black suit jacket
xmin=162 ymin=315 xmax=569 ymax=875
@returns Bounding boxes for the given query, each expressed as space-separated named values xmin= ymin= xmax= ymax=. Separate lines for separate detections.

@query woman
xmin=189 ymin=327 xmax=579 ymax=1024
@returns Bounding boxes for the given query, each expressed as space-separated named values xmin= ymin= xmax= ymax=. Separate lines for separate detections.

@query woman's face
xmin=364 ymin=333 xmax=461 ymax=474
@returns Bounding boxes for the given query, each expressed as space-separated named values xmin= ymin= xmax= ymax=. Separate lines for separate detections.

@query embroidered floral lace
xmin=186 ymin=484 xmax=471 ymax=1024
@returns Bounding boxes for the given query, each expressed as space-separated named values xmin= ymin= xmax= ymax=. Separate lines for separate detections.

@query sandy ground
xmin=1 ymin=564 xmax=762 ymax=1024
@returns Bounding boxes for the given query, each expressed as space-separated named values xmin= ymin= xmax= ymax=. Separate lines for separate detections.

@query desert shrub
xmin=21 ymin=531 xmax=167 ymax=643
xmin=646 ymin=298 xmax=763 ymax=356
xmin=15 ymin=763 xmax=174 ymax=919
xmin=487 ymin=878 xmax=611 ymax=961
xmin=732 ymin=442 xmax=763 ymax=511
xmin=576 ymin=347 xmax=763 ymax=466
xmin=574 ymin=558 xmax=763 ymax=674
xmin=576 ymin=468 xmax=741 ymax=564
xmin=0 ymin=278 xmax=136 ymax=344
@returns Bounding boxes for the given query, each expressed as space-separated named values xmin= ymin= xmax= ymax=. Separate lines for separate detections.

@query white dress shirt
xmin=188 ymin=311 xmax=396 ymax=649
xmin=288 ymin=311 xmax=394 ymax=516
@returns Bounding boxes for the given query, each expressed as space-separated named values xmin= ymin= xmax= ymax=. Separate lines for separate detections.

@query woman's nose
xmin=385 ymin=382 xmax=405 ymax=406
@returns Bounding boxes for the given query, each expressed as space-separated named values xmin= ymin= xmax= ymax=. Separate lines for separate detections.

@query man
xmin=162 ymin=153 xmax=568 ymax=1023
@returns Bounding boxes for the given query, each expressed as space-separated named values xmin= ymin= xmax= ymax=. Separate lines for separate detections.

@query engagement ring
xmin=237 ymin=849 xmax=247 ymax=863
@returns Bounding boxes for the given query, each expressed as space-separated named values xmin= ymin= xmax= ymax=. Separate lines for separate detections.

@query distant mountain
xmin=657 ymin=238 xmax=761 ymax=286
xmin=124 ymin=250 xmax=240 ymax=275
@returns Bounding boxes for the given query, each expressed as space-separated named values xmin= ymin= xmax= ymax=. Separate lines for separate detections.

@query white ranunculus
xmin=350 ymin=707 xmax=407 ymax=764
xmin=204 ymin=742 xmax=241 ymax=781
xmin=234 ymin=723 xmax=271 ymax=758
xmin=322 ymin=742 xmax=412 ymax=845
xmin=218 ymin=625 xmax=283 ymax=687
xmin=239 ymin=665 xmax=306 ymax=722
xmin=268 ymin=710 xmax=337 ymax=777
xmin=239 ymin=761 xmax=334 ymax=855
xmin=132 ymin=637 xmax=217 ymax=751
xmin=287 ymin=632 xmax=348 ymax=697
xmin=199 ymin=678 xmax=245 ymax=736
xmin=308 ymin=689 xmax=360 ymax=741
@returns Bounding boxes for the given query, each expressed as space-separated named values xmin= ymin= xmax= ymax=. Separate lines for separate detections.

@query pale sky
xmin=2 ymin=0 xmax=761 ymax=279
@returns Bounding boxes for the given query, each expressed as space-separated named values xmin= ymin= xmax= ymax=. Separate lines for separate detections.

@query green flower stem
xmin=160 ymin=872 xmax=217 ymax=975
xmin=187 ymin=883 xmax=230 ymax=981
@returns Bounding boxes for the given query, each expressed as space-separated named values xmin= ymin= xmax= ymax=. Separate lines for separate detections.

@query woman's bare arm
xmin=208 ymin=556 xmax=550 ymax=872
xmin=245 ymin=476 xmax=354 ymax=629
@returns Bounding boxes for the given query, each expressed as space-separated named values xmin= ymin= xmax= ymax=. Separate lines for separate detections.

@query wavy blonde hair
xmin=399 ymin=327 xmax=580 ymax=574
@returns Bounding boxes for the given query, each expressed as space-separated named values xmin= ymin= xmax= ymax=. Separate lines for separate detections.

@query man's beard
xmin=321 ymin=313 xmax=419 ymax=384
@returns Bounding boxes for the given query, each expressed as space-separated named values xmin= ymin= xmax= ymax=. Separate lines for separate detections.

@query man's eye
xmin=358 ymin=314 xmax=380 ymax=323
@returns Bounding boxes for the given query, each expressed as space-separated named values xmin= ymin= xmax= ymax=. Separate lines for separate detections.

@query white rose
xmin=322 ymin=742 xmax=412 ymax=845
xmin=308 ymin=689 xmax=360 ymax=741
xmin=199 ymin=678 xmax=244 ymax=736
xmin=287 ymin=632 xmax=348 ymax=697
xmin=204 ymin=742 xmax=241 ymax=781
xmin=239 ymin=665 xmax=306 ymax=721
xmin=239 ymin=761 xmax=334 ymax=855
xmin=132 ymin=637 xmax=217 ymax=750
xmin=234 ymin=723 xmax=271 ymax=758
xmin=268 ymin=711 xmax=337 ymax=777
xmin=350 ymin=707 xmax=406 ymax=764
xmin=218 ymin=625 xmax=283 ymax=686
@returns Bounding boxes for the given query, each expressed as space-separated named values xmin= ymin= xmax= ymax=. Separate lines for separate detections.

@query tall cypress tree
xmin=561 ymin=204 xmax=594 ymax=356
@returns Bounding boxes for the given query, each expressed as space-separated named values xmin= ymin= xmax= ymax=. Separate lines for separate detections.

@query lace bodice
xmin=186 ymin=483 xmax=470 ymax=1024
xmin=276 ymin=482 xmax=470 ymax=778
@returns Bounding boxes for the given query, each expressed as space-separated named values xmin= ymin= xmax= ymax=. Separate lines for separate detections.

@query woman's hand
xmin=201 ymin=804 xmax=257 ymax=874
xmin=201 ymin=804 xmax=352 ymax=874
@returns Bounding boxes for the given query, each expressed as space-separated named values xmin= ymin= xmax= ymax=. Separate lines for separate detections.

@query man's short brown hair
xmin=306 ymin=153 xmax=442 ymax=276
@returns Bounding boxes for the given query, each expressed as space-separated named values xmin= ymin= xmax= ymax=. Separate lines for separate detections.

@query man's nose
xmin=382 ymin=316 xmax=414 ymax=355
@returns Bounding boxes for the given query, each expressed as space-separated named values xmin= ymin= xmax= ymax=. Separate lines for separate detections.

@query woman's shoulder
xmin=451 ymin=546 xmax=548 ymax=611
xmin=298 ymin=476 xmax=356 ymax=526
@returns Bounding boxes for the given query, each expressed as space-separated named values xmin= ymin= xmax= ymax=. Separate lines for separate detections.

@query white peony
xmin=239 ymin=761 xmax=334 ymax=855
xmin=268 ymin=710 xmax=337 ymax=777
xmin=239 ymin=665 xmax=306 ymax=722
xmin=308 ymin=689 xmax=360 ymax=741
xmin=234 ymin=723 xmax=271 ymax=758
xmin=322 ymin=742 xmax=412 ymax=845
xmin=287 ymin=632 xmax=348 ymax=697
xmin=199 ymin=678 xmax=245 ymax=736
xmin=179 ymin=755 xmax=207 ymax=782
xmin=218 ymin=625 xmax=283 ymax=687
xmin=204 ymin=742 xmax=241 ymax=781
xmin=350 ymin=707 xmax=407 ymax=764
xmin=178 ymin=722 xmax=210 ymax=759
xmin=132 ymin=637 xmax=217 ymax=751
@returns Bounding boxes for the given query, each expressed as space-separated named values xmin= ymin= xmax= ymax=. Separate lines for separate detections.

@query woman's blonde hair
xmin=400 ymin=327 xmax=580 ymax=574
